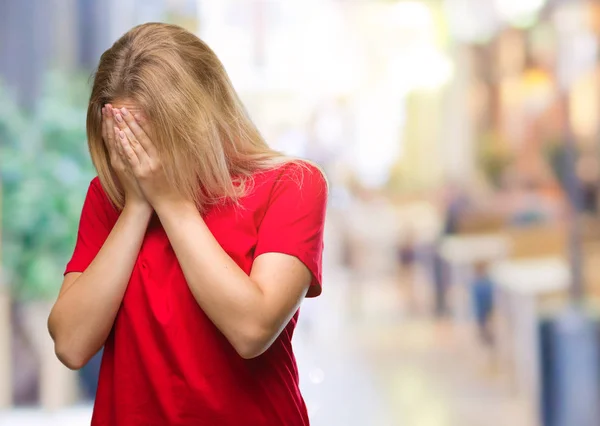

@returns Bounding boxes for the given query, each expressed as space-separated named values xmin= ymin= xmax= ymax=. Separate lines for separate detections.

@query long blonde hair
xmin=87 ymin=22 xmax=289 ymax=211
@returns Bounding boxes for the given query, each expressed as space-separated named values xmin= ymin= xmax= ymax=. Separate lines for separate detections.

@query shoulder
xmin=88 ymin=176 xmax=111 ymax=203
xmin=86 ymin=176 xmax=118 ymax=218
xmin=244 ymin=160 xmax=328 ymax=215
xmin=265 ymin=160 xmax=328 ymax=199
xmin=90 ymin=176 xmax=103 ymax=192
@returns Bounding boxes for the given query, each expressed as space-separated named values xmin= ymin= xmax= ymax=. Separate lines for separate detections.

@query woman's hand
xmin=111 ymin=107 xmax=185 ymax=209
xmin=102 ymin=105 xmax=149 ymax=209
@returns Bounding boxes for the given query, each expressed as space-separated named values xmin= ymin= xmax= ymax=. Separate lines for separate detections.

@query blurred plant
xmin=0 ymin=71 xmax=95 ymax=300
xmin=477 ymin=130 xmax=513 ymax=188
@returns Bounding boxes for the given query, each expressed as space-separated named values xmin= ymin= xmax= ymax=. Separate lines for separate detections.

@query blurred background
xmin=2 ymin=0 xmax=600 ymax=425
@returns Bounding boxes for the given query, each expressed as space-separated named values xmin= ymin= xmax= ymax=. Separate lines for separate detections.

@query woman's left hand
xmin=111 ymin=107 xmax=183 ymax=208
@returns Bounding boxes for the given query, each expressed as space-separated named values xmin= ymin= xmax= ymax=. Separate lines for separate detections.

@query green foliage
xmin=478 ymin=130 xmax=513 ymax=189
xmin=1 ymin=71 xmax=95 ymax=300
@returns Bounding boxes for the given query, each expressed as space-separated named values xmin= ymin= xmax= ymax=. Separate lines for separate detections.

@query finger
xmin=113 ymin=126 xmax=130 ymax=162
xmin=115 ymin=126 xmax=140 ymax=169
xmin=113 ymin=110 xmax=151 ymax=164
xmin=120 ymin=107 xmax=157 ymax=157
xmin=111 ymin=111 xmax=128 ymax=149
xmin=126 ymin=131 xmax=149 ymax=162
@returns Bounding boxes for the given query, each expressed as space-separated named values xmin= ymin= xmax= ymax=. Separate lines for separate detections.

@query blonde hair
xmin=87 ymin=22 xmax=291 ymax=211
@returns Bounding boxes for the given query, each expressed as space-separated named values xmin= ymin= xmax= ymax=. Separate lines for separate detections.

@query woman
xmin=47 ymin=23 xmax=327 ymax=426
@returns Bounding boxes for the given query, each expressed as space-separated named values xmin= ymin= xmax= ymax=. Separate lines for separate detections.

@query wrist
xmin=153 ymin=197 xmax=196 ymax=219
xmin=123 ymin=201 xmax=153 ymax=220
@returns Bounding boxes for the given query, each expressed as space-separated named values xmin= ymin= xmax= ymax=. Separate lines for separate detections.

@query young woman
xmin=47 ymin=23 xmax=327 ymax=426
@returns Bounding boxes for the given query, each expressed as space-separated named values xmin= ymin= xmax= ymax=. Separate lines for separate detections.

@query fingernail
xmin=121 ymin=107 xmax=129 ymax=116
xmin=119 ymin=130 xmax=126 ymax=139
xmin=134 ymin=113 xmax=141 ymax=121
xmin=115 ymin=113 xmax=123 ymax=123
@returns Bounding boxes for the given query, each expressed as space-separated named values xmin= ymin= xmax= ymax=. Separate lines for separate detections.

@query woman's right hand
xmin=102 ymin=104 xmax=149 ymax=208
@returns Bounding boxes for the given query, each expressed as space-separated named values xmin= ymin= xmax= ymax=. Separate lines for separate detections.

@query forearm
xmin=155 ymin=201 xmax=268 ymax=355
xmin=48 ymin=203 xmax=152 ymax=368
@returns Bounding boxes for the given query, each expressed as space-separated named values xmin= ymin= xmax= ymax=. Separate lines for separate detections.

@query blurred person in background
xmin=442 ymin=181 xmax=471 ymax=235
xmin=577 ymin=154 xmax=600 ymax=215
xmin=396 ymin=227 xmax=419 ymax=314
xmin=430 ymin=182 xmax=471 ymax=318
xmin=46 ymin=23 xmax=327 ymax=426
xmin=470 ymin=261 xmax=495 ymax=346
xmin=431 ymin=239 xmax=449 ymax=319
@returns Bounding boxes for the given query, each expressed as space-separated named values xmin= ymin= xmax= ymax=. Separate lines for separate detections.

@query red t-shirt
xmin=65 ymin=162 xmax=327 ymax=426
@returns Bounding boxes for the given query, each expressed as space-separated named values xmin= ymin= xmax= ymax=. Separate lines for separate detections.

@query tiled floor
xmin=0 ymin=406 xmax=92 ymax=426
xmin=300 ymin=271 xmax=531 ymax=426
xmin=0 ymin=269 xmax=531 ymax=426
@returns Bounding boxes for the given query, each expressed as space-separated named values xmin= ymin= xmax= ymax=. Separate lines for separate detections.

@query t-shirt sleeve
xmin=64 ymin=177 xmax=116 ymax=275
xmin=254 ymin=162 xmax=328 ymax=298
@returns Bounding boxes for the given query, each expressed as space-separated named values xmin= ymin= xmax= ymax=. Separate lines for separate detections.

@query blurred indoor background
xmin=2 ymin=0 xmax=600 ymax=425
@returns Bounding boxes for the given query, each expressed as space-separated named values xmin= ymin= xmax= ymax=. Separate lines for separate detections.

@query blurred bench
xmin=506 ymin=225 xmax=567 ymax=260
xmin=456 ymin=211 xmax=506 ymax=235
